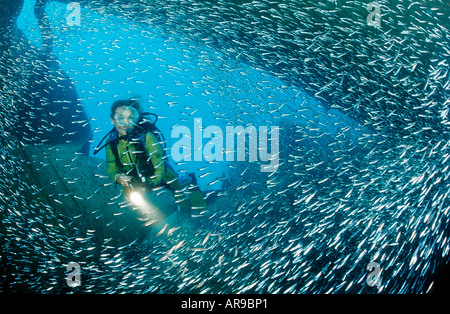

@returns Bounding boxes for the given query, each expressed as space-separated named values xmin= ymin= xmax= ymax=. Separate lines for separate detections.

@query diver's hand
xmin=116 ymin=174 xmax=132 ymax=187
xmin=146 ymin=181 xmax=156 ymax=191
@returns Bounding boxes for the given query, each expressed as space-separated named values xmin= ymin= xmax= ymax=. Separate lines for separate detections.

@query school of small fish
xmin=0 ymin=0 xmax=449 ymax=293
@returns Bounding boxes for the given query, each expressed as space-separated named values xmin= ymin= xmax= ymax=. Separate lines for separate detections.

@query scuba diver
xmin=94 ymin=98 xmax=207 ymax=235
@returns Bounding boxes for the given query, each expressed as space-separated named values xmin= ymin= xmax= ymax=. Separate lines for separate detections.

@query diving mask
xmin=113 ymin=106 xmax=140 ymax=127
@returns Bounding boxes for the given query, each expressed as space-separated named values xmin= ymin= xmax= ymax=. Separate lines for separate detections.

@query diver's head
xmin=110 ymin=98 xmax=141 ymax=136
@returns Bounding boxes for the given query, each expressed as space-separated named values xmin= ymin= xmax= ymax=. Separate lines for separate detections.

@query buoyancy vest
xmin=94 ymin=115 xmax=166 ymax=184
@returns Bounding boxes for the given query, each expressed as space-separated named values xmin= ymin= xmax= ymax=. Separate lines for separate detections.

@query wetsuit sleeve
xmin=105 ymin=141 xmax=119 ymax=182
xmin=145 ymin=132 xmax=165 ymax=186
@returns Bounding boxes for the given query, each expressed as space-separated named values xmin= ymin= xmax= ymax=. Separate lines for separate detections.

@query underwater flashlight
xmin=129 ymin=190 xmax=144 ymax=206
xmin=126 ymin=185 xmax=155 ymax=216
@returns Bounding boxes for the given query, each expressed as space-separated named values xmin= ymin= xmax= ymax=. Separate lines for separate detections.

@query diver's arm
xmin=105 ymin=142 xmax=120 ymax=182
xmin=145 ymin=132 xmax=165 ymax=186
xmin=106 ymin=145 xmax=132 ymax=186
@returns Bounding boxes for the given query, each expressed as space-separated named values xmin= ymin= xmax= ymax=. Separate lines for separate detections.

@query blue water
xmin=18 ymin=0 xmax=226 ymax=190
xmin=2 ymin=0 xmax=448 ymax=294
xmin=17 ymin=0 xmax=366 ymax=191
